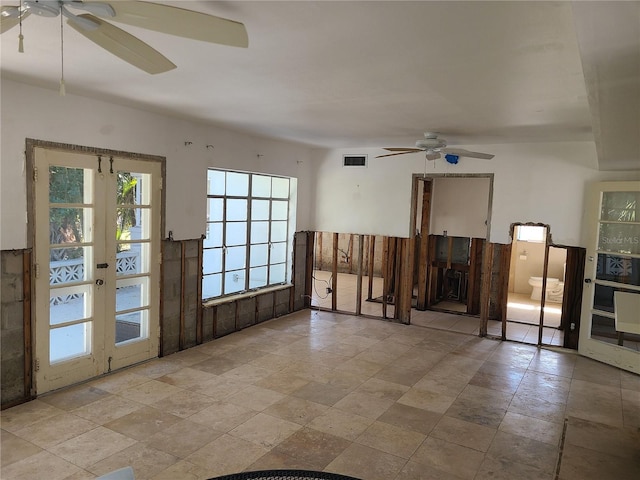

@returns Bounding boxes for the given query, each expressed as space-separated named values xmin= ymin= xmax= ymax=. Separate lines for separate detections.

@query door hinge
xmin=34 ymin=263 xmax=40 ymax=279
xmin=33 ymin=166 xmax=38 ymax=182
xmin=158 ymin=252 xmax=163 ymax=264
xmin=34 ymin=358 xmax=40 ymax=372
xmin=159 ymin=177 xmax=163 ymax=189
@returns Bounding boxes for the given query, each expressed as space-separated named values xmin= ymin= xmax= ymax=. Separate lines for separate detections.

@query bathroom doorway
xmin=506 ymin=224 xmax=565 ymax=346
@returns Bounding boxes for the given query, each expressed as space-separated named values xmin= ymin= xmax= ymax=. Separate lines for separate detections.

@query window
xmin=203 ymin=169 xmax=294 ymax=300
xmin=516 ymin=225 xmax=546 ymax=243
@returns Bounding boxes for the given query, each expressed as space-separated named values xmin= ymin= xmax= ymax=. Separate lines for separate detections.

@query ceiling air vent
xmin=343 ymin=155 xmax=368 ymax=167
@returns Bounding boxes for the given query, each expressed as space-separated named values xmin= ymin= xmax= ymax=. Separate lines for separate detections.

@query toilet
xmin=528 ymin=277 xmax=564 ymax=302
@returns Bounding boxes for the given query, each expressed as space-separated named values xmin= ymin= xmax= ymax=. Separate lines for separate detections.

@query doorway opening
xmin=412 ymin=174 xmax=492 ymax=317
xmin=506 ymin=223 xmax=565 ymax=346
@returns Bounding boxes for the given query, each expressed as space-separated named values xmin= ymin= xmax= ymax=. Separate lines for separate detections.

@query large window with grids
xmin=203 ymin=169 xmax=294 ymax=300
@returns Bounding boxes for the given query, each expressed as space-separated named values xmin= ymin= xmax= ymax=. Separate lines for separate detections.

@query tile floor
xmin=2 ymin=310 xmax=639 ymax=480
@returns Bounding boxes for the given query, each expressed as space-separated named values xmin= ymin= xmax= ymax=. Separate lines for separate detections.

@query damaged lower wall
xmin=1 ymin=232 xmax=309 ymax=408
xmin=314 ymin=232 xmax=384 ymax=276
xmin=1 ymin=250 xmax=31 ymax=407
xmin=161 ymin=232 xmax=310 ymax=355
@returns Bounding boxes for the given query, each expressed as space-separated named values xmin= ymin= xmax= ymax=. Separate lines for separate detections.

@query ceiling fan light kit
xmin=376 ymin=132 xmax=495 ymax=162
xmin=1 ymin=0 xmax=248 ymax=88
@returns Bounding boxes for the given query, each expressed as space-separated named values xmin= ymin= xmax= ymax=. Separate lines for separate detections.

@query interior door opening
xmin=412 ymin=174 xmax=492 ymax=317
xmin=505 ymin=224 xmax=565 ymax=346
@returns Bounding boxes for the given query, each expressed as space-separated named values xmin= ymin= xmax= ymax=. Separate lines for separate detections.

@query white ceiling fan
xmin=0 ymin=1 xmax=248 ymax=74
xmin=377 ymin=132 xmax=494 ymax=162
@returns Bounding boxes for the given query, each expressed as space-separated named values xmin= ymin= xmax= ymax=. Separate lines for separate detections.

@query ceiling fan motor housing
xmin=415 ymin=137 xmax=446 ymax=149
xmin=24 ymin=1 xmax=60 ymax=17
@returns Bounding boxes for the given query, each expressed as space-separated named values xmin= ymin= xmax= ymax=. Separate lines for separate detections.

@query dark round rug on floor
xmin=209 ymin=470 xmax=362 ymax=480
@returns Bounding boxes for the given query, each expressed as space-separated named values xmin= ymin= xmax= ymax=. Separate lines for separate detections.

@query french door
xmin=579 ymin=181 xmax=640 ymax=374
xmin=33 ymin=146 xmax=162 ymax=393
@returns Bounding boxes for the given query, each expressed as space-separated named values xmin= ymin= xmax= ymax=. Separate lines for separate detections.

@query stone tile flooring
xmin=2 ymin=310 xmax=639 ymax=480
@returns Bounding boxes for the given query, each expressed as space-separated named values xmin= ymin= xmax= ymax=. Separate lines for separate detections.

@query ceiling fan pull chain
xmin=59 ymin=11 xmax=65 ymax=96
xmin=18 ymin=0 xmax=24 ymax=52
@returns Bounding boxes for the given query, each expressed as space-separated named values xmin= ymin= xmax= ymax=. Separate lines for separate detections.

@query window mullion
xmin=267 ymin=197 xmax=274 ymax=285
xmin=245 ymin=174 xmax=252 ymax=291
xmin=221 ymin=196 xmax=227 ymax=294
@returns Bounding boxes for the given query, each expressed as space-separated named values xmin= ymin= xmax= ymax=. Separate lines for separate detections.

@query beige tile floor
xmin=2 ymin=310 xmax=640 ymax=480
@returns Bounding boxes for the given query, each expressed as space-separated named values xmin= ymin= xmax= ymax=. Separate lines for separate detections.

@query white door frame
xmin=27 ymin=140 xmax=165 ymax=394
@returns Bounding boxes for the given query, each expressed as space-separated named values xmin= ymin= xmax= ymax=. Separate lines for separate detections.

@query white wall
xmin=430 ymin=177 xmax=491 ymax=239
xmin=311 ymin=144 xmax=640 ymax=245
xmin=0 ymin=79 xmax=314 ymax=250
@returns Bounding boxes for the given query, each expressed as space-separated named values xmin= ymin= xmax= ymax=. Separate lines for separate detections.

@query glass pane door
xmin=580 ymin=182 xmax=640 ymax=374
xmin=105 ymin=159 xmax=161 ymax=372
xmin=33 ymin=147 xmax=162 ymax=393
xmin=34 ymin=149 xmax=105 ymax=392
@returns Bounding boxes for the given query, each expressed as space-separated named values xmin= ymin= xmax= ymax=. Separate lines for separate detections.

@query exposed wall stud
xmin=332 ymin=233 xmax=338 ymax=310
xmin=356 ymin=234 xmax=364 ymax=315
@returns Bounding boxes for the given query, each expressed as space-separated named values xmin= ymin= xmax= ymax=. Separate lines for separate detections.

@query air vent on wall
xmin=343 ymin=155 xmax=368 ymax=167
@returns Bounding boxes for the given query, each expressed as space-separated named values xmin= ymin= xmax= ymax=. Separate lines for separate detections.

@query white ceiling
xmin=1 ymin=1 xmax=638 ymax=170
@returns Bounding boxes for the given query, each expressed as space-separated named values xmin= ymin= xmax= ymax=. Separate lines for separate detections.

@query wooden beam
xmin=427 ymin=235 xmax=438 ymax=307
xmin=479 ymin=242 xmax=494 ymax=337
xmin=382 ymin=236 xmax=389 ymax=319
xmin=498 ymin=243 xmax=512 ymax=340
xmin=561 ymin=247 xmax=585 ymax=349
xmin=332 ymin=232 xmax=338 ymax=310
xmin=348 ymin=234 xmax=354 ymax=274
xmin=393 ymin=238 xmax=402 ymax=320
xmin=538 ymin=241 xmax=551 ymax=346
xmin=23 ymin=249 xmax=33 ymax=400
xmin=159 ymin=241 xmax=165 ymax=357
xmin=417 ymin=181 xmax=432 ymax=310
xmin=356 ymin=235 xmax=364 ymax=315
xmin=196 ymin=236 xmax=204 ymax=345
xmin=398 ymin=237 xmax=415 ymax=324
xmin=304 ymin=231 xmax=315 ymax=308
xmin=368 ymin=235 xmax=375 ymax=300
xmin=364 ymin=235 xmax=370 ymax=279
xmin=317 ymin=231 xmax=323 ymax=271
xmin=179 ymin=241 xmax=186 ymax=350
xmin=467 ymin=238 xmax=484 ymax=314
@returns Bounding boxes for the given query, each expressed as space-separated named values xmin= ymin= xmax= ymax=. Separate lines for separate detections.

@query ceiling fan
xmin=377 ymin=132 xmax=494 ymax=163
xmin=0 ymin=1 xmax=248 ymax=74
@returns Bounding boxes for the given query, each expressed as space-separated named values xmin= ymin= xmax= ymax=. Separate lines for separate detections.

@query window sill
xmin=202 ymin=283 xmax=292 ymax=308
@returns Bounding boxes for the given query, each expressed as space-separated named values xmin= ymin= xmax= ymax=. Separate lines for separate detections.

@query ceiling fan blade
xmin=68 ymin=1 xmax=115 ymax=18
xmin=442 ymin=148 xmax=494 ymax=160
xmin=91 ymin=1 xmax=249 ymax=48
xmin=68 ymin=14 xmax=176 ymax=74
xmin=376 ymin=151 xmax=420 ymax=158
xmin=383 ymin=147 xmax=423 ymax=152
xmin=1 ymin=6 xmax=29 ymax=34
xmin=426 ymin=152 xmax=441 ymax=161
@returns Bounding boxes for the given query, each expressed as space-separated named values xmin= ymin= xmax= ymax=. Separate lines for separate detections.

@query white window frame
xmin=203 ymin=168 xmax=295 ymax=301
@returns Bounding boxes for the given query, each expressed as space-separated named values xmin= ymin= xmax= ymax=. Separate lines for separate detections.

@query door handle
xmin=97 ymin=263 xmax=109 ymax=269
xmin=96 ymin=279 xmax=104 ymax=286
xmin=584 ymin=278 xmax=592 ymax=283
